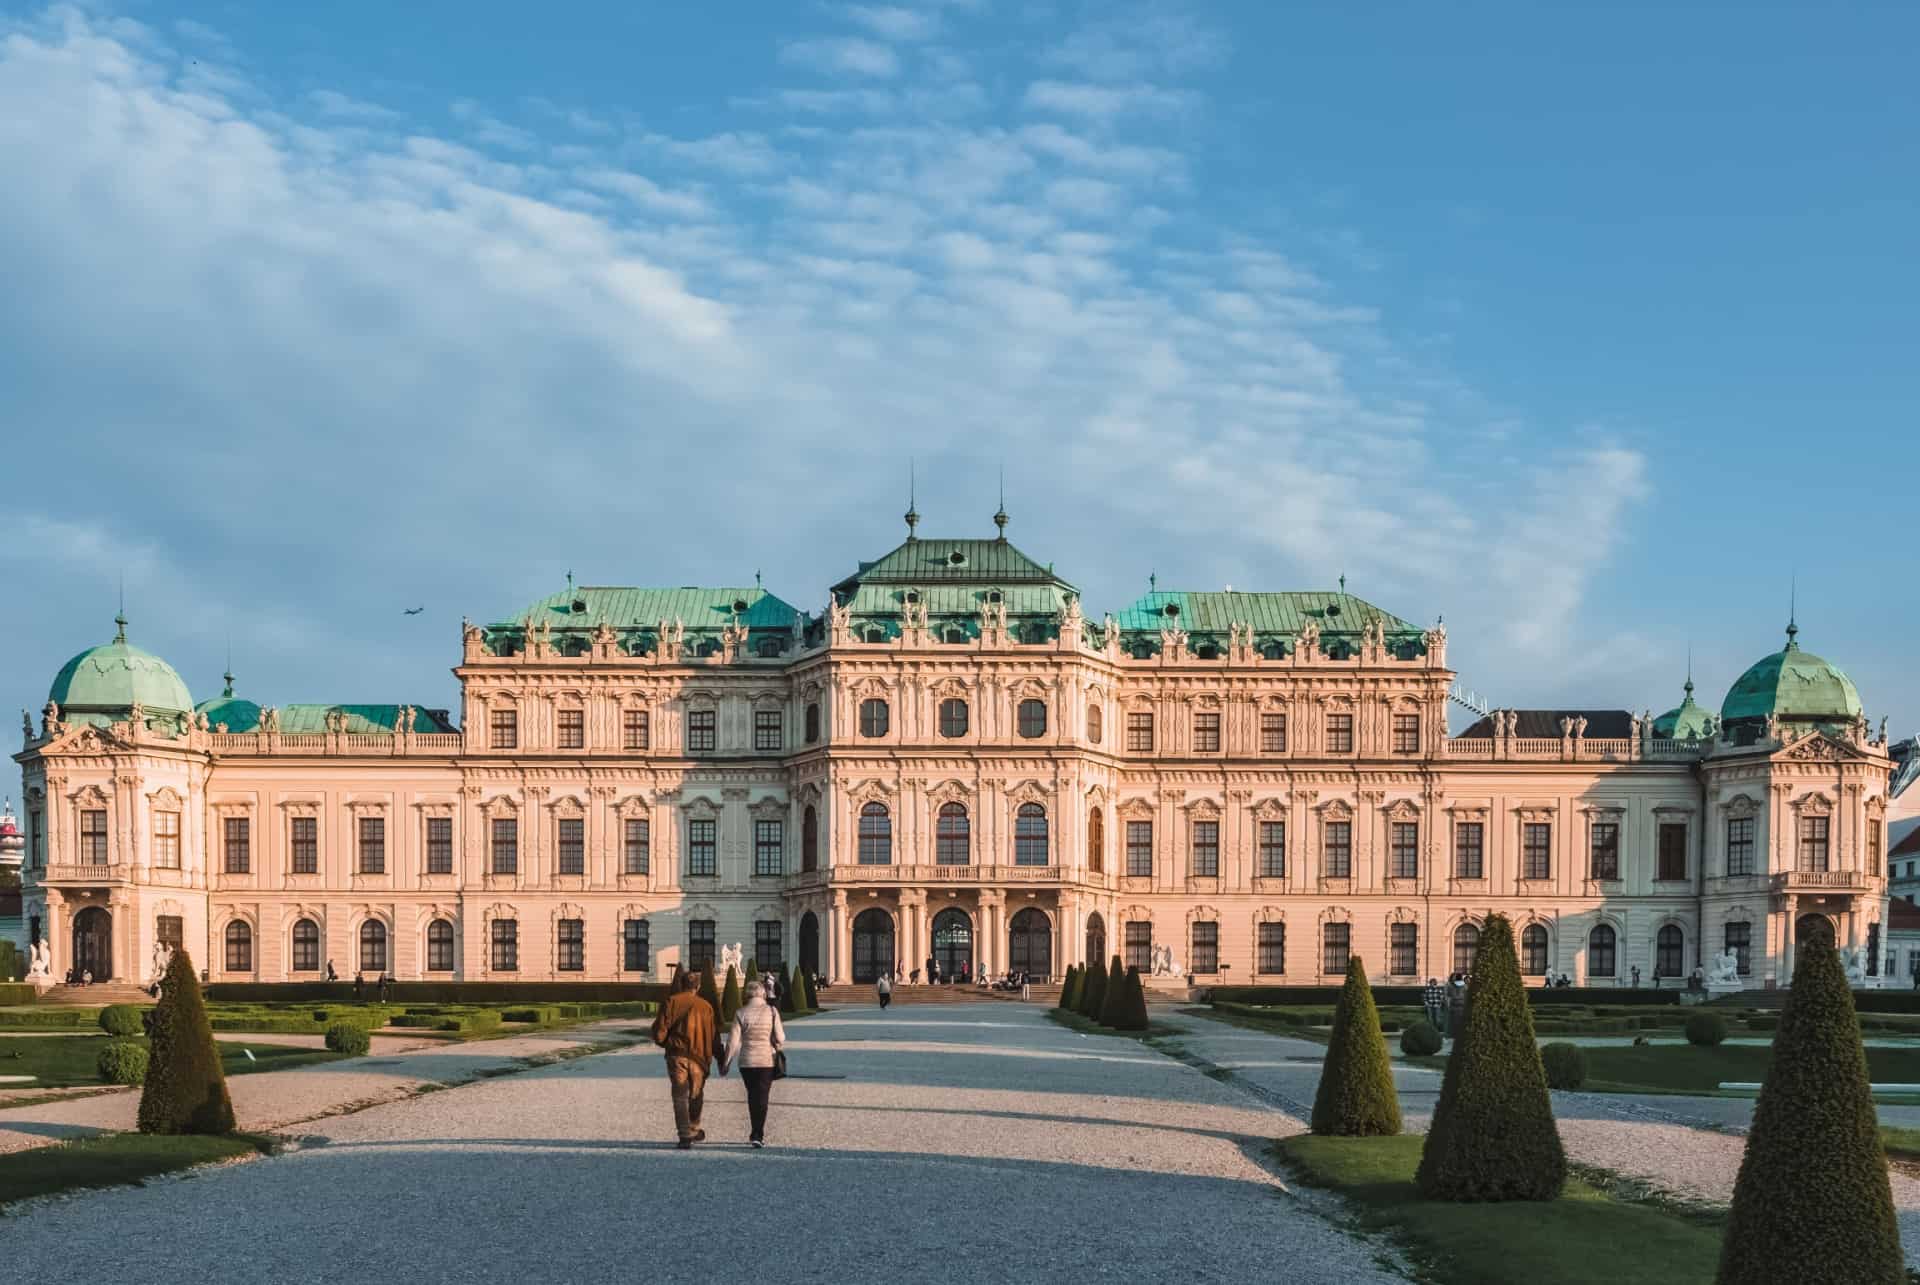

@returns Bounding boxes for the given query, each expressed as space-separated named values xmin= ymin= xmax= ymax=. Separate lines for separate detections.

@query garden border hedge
xmin=205 ymin=982 xmax=668 ymax=1004
xmin=1207 ymin=984 xmax=1682 ymax=1008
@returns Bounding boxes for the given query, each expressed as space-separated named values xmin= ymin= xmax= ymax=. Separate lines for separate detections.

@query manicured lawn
xmin=0 ymin=1036 xmax=347 ymax=1088
xmin=1277 ymin=1134 xmax=1722 ymax=1285
xmin=1880 ymin=1126 xmax=1920 ymax=1162
xmin=0 ymin=1132 xmax=269 ymax=1207
xmin=1577 ymin=1043 xmax=1920 ymax=1095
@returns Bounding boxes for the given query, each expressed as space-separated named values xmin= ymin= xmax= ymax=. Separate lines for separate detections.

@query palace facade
xmin=12 ymin=518 xmax=1896 ymax=991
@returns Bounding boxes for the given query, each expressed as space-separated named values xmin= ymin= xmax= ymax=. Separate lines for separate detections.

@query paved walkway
xmin=4 ymin=1006 xmax=1399 ymax=1284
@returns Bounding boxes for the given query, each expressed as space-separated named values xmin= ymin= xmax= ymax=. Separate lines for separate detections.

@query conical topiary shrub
xmin=721 ymin=966 xmax=742 ymax=1025
xmin=1079 ymin=955 xmax=1108 ymax=1020
xmin=1416 ymin=914 xmax=1564 ymax=1200
xmin=780 ymin=963 xmax=801 ymax=1014
xmin=1098 ymin=956 xmax=1128 ymax=1027
xmin=1110 ymin=966 xmax=1150 ymax=1031
xmin=137 ymin=950 xmax=235 ymax=1135
xmin=698 ymin=963 xmax=722 ymax=1022
xmin=795 ymin=964 xmax=815 ymax=1011
xmin=1059 ymin=964 xmax=1081 ymax=1011
xmin=1717 ymin=937 xmax=1902 ymax=1283
xmin=1311 ymin=954 xmax=1402 ymax=1136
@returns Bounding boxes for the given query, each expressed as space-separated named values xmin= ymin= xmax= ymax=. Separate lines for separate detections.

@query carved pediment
xmin=682 ymin=796 xmax=722 ymax=819
xmin=1182 ymin=796 xmax=1222 ymax=819
xmin=1314 ymin=797 xmax=1354 ymax=820
xmin=1006 ymin=779 xmax=1051 ymax=806
xmin=1118 ymin=797 xmax=1156 ymax=820
xmin=1721 ymin=792 xmax=1762 ymax=817
xmin=927 ymin=779 xmax=972 ymax=806
xmin=847 ymin=778 xmax=896 ymax=803
xmin=749 ymin=796 xmax=787 ymax=819
xmin=147 ymin=786 xmax=186 ymax=809
xmin=1791 ymin=790 xmax=1835 ymax=815
xmin=1779 ymin=732 xmax=1862 ymax=763
xmin=1382 ymin=798 xmax=1421 ymax=821
xmin=1253 ymin=796 xmax=1289 ymax=820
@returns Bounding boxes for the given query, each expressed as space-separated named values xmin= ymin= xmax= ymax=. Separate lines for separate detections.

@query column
xmin=1782 ymin=896 xmax=1797 ymax=983
xmin=831 ymin=892 xmax=851 ymax=983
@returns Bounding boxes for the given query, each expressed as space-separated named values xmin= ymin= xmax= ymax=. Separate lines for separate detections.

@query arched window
xmin=1018 ymin=699 xmax=1048 ymax=738
xmin=1655 ymin=924 xmax=1684 ymax=978
xmin=359 ymin=920 xmax=389 ymax=973
xmin=224 ymin=920 xmax=252 ymax=972
xmin=939 ymin=698 xmax=969 ymax=738
xmin=292 ymin=918 xmax=320 ymax=972
xmin=859 ymin=698 xmax=890 ymax=738
xmin=805 ymin=702 xmax=821 ymax=743
xmin=1452 ymin=922 xmax=1479 ymax=975
xmin=427 ymin=918 xmax=455 ymax=972
xmin=1588 ymin=924 xmax=1617 ymax=977
xmin=1088 ymin=807 xmax=1105 ymax=874
xmin=1087 ymin=703 xmax=1103 ymax=744
xmin=858 ymin=802 xmax=892 ymax=864
xmin=936 ymin=803 xmax=970 ymax=865
xmin=1521 ymin=923 xmax=1549 ymax=975
xmin=1015 ymin=803 xmax=1049 ymax=866
xmin=802 ymin=805 xmax=819 ymax=872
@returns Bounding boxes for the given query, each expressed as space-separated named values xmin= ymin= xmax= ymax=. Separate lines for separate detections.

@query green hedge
xmin=0 ymin=983 xmax=39 ymax=1006
xmin=1210 ymin=985 xmax=1683 ymax=1008
xmin=324 ymin=1021 xmax=372 ymax=1055
xmin=98 ymin=1039 xmax=150 ymax=1086
xmin=1541 ymin=1042 xmax=1587 ymax=1090
xmin=205 ymin=981 xmax=669 ymax=1004
xmin=0 ymin=1007 xmax=100 ymax=1028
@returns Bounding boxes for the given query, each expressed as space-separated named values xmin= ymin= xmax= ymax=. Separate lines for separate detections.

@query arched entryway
xmin=1796 ymin=913 xmax=1835 ymax=950
xmin=72 ymin=907 xmax=112 ymax=982
xmin=852 ymin=908 xmax=895 ymax=983
xmin=931 ymin=908 xmax=973 ymax=981
xmin=1008 ymin=908 xmax=1052 ymax=980
xmin=1085 ymin=912 xmax=1106 ymax=971
xmin=799 ymin=912 xmax=821 ymax=977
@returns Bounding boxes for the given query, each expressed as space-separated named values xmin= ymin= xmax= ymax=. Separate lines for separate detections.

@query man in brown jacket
xmin=652 ymin=968 xmax=717 ymax=1149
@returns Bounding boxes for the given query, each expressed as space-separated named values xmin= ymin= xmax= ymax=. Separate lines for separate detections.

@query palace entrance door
xmin=799 ymin=912 xmax=820 ymax=977
xmin=1008 ymin=908 xmax=1052 ymax=980
xmin=931 ymin=908 xmax=973 ymax=981
xmin=852 ymin=908 xmax=895 ymax=983
xmin=72 ymin=907 xmax=112 ymax=981
xmin=1085 ymin=912 xmax=1106 ymax=971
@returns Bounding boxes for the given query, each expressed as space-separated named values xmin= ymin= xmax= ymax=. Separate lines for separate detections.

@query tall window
xmin=1087 ymin=808 xmax=1104 ymax=874
xmin=291 ymin=816 xmax=317 ymax=874
xmin=1522 ymin=823 xmax=1551 ymax=880
xmin=687 ymin=709 xmax=716 ymax=752
xmin=154 ymin=811 xmax=181 ymax=869
xmin=755 ymin=920 xmax=783 ymax=970
xmin=805 ymin=703 xmax=821 ymax=743
xmin=558 ymin=818 xmax=585 ymax=875
xmin=1392 ymin=713 xmax=1420 ymax=755
xmin=1325 ymin=713 xmax=1354 ymax=753
xmin=1391 ymin=822 xmax=1419 ymax=879
xmin=1870 ymin=819 xmax=1885 ymax=873
xmin=1322 ymin=922 xmax=1350 ymax=975
xmin=1657 ymin=824 xmax=1687 ymax=881
xmin=623 ymin=708 xmax=650 ymax=750
xmin=1018 ymin=699 xmax=1048 ymax=738
xmin=156 ymin=916 xmax=183 ymax=952
xmin=687 ymin=819 xmax=718 ymax=876
xmin=936 ymin=803 xmax=970 ymax=865
xmin=688 ymin=920 xmax=716 ymax=971
xmin=1015 ymin=804 xmax=1049 ymax=866
xmin=358 ymin=816 xmax=386 ymax=875
xmin=360 ymin=920 xmax=388 ymax=972
xmin=1126 ymin=821 xmax=1153 ymax=877
xmin=81 ymin=809 xmax=107 ymax=864
xmin=490 ymin=706 xmax=517 ymax=749
xmin=28 ymin=810 xmax=42 ymax=869
xmin=1087 ymin=703 xmax=1102 ymax=744
xmin=623 ymin=919 xmax=650 ymax=972
xmin=225 ymin=920 xmax=253 ymax=972
xmin=801 ymin=806 xmax=818 ymax=872
xmin=1125 ymin=921 xmax=1153 ymax=971
xmin=859 ymin=699 xmax=890 ymax=737
xmin=1454 ymin=822 xmax=1484 ymax=879
xmin=426 ymin=816 xmax=453 ymax=874
xmin=858 ymin=803 xmax=891 ymax=864
xmin=1191 ymin=820 xmax=1219 ymax=877
xmin=755 ymin=820 xmax=784 ymax=876
xmin=1589 ymin=823 xmax=1621 ymax=880
xmin=939 ymin=698 xmax=969 ymax=738
xmin=1193 ymin=712 xmax=1221 ymax=752
xmin=1259 ymin=821 xmax=1287 ymax=878
xmin=624 ymin=818 xmax=650 ymax=875
xmin=1798 ymin=815 xmax=1830 ymax=872
xmin=1190 ymin=922 xmax=1219 ymax=974
xmin=1587 ymin=924 xmax=1617 ymax=977
xmin=558 ymin=918 xmax=585 ymax=971
xmin=1126 ymin=711 xmax=1154 ymax=752
xmin=1655 ymin=924 xmax=1683 ymax=977
xmin=557 ymin=708 xmax=584 ymax=749
xmin=1261 ymin=712 xmax=1288 ymax=753
xmin=1390 ymin=923 xmax=1418 ymax=976
xmin=1521 ymin=924 xmax=1549 ymax=975
xmin=427 ymin=919 xmax=455 ymax=971
xmin=1258 ymin=922 xmax=1286 ymax=974
xmin=1452 ymin=922 xmax=1478 ymax=974
xmin=1725 ymin=921 xmax=1751 ymax=976
xmin=223 ymin=816 xmax=250 ymax=874
xmin=490 ymin=919 xmax=519 ymax=971
xmin=292 ymin=918 xmax=320 ymax=972
xmin=491 ymin=817 xmax=518 ymax=875
xmin=1323 ymin=821 xmax=1352 ymax=879
xmin=754 ymin=709 xmax=782 ymax=751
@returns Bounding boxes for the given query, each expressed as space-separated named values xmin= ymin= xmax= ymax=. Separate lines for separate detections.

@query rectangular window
xmin=623 ymin=708 xmax=650 ymax=751
xmin=81 ymin=809 xmax=107 ymax=864
xmin=1725 ymin=921 xmax=1751 ymax=976
xmin=1798 ymin=815 xmax=1829 ymax=872
xmin=29 ymin=810 xmax=42 ymax=868
xmin=1590 ymin=822 xmax=1621 ymax=880
xmin=490 ymin=707 xmax=517 ymax=749
xmin=1257 ymin=922 xmax=1286 ymax=974
xmin=291 ymin=816 xmax=317 ymax=874
xmin=557 ymin=708 xmax=584 ymax=749
xmin=688 ymin=709 xmax=716 ymax=753
xmin=623 ymin=920 xmax=650 ymax=972
xmin=1870 ymin=820 xmax=1884 ymax=874
xmin=755 ymin=820 xmax=784 ymax=877
xmin=1454 ymin=822 xmax=1485 ymax=879
xmin=624 ymin=818 xmax=650 ymax=875
xmin=1392 ymin=713 xmax=1420 ymax=755
xmin=490 ymin=919 xmax=518 ymax=972
xmin=154 ymin=811 xmax=181 ymax=870
xmin=1726 ymin=817 xmax=1755 ymax=876
xmin=755 ymin=920 xmax=783 ymax=970
xmin=1522 ymin=823 xmax=1551 ymax=880
xmin=1322 ymin=922 xmax=1350 ymax=975
xmin=426 ymin=817 xmax=453 ymax=874
xmin=1657 ymin=823 xmax=1688 ymax=881
xmin=1390 ymin=923 xmax=1418 ymax=976
xmin=1260 ymin=713 xmax=1287 ymax=753
xmin=1190 ymin=922 xmax=1218 ymax=974
xmin=1193 ymin=712 xmax=1221 ymax=753
xmin=558 ymin=817 xmax=585 ymax=876
xmin=754 ymin=709 xmax=782 ymax=752
xmin=221 ymin=816 xmax=248 ymax=874
xmin=688 ymin=919 xmax=716 ymax=971
xmin=156 ymin=915 xmax=183 ymax=951
xmin=225 ymin=922 xmax=252 ymax=972
xmin=1326 ymin=713 xmax=1353 ymax=754
xmin=687 ymin=819 xmax=717 ymax=877
xmin=1323 ymin=821 xmax=1352 ymax=879
xmin=1258 ymin=821 xmax=1286 ymax=878
xmin=1124 ymin=921 xmax=1153 ymax=972
xmin=1391 ymin=822 xmax=1420 ymax=879
xmin=557 ymin=918 xmax=584 ymax=971
xmin=491 ymin=818 xmax=518 ymax=875
xmin=1125 ymin=820 xmax=1153 ymax=878
xmin=1191 ymin=820 xmax=1219 ymax=877
xmin=358 ymin=816 xmax=386 ymax=875
xmin=1126 ymin=712 xmax=1154 ymax=752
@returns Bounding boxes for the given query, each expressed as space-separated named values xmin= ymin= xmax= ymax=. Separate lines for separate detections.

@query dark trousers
xmin=739 ymin=1067 xmax=775 ymax=1141
xmin=878 ymin=991 xmax=891 ymax=1009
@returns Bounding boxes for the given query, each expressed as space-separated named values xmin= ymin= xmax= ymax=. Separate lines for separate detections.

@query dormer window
xmin=986 ymin=590 xmax=1002 ymax=605
xmin=949 ymin=551 xmax=966 ymax=566
xmin=904 ymin=591 xmax=920 ymax=605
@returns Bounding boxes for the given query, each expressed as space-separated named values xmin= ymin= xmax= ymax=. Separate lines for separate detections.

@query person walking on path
xmin=720 ymin=978 xmax=788 ymax=1148
xmin=651 ymin=968 xmax=718 ymax=1149
xmin=1422 ymin=977 xmax=1445 ymax=1034
xmin=876 ymin=972 xmax=892 ymax=1009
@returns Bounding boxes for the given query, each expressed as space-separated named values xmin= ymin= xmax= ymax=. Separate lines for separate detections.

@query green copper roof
xmin=505 ymin=585 xmax=801 ymax=632
xmin=193 ymin=702 xmax=455 ymax=734
xmin=1111 ymin=591 xmax=1424 ymax=658
xmin=195 ymin=694 xmax=263 ymax=732
xmin=833 ymin=538 xmax=1074 ymax=594
xmin=1652 ymin=679 xmax=1718 ymax=741
xmin=1722 ymin=625 xmax=1862 ymax=724
xmin=48 ymin=616 xmax=193 ymax=721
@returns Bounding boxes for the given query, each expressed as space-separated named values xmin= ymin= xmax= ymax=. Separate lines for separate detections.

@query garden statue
xmin=1843 ymin=947 xmax=1867 ymax=987
xmin=1706 ymin=948 xmax=1740 ymax=986
xmin=26 ymin=939 xmax=51 ymax=980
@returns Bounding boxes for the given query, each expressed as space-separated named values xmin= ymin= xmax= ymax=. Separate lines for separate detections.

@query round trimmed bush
xmin=1400 ymin=1019 xmax=1444 ymax=1057
xmin=1541 ymin=1042 xmax=1587 ymax=1090
xmin=97 ymin=1038 xmax=150 ymax=1086
xmin=1685 ymin=1012 xmax=1728 ymax=1046
xmin=324 ymin=1021 xmax=372 ymax=1056
xmin=99 ymin=1004 xmax=147 ymax=1038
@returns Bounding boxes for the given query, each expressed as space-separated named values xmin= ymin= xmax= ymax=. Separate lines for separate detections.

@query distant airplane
xmin=403 ymin=607 xmax=424 ymax=616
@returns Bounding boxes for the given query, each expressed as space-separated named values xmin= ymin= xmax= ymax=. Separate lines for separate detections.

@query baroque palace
xmin=11 ymin=513 xmax=1896 ymax=993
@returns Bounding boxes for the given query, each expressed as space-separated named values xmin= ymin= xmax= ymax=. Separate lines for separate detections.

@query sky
xmin=1 ymin=1 xmax=1916 ymax=735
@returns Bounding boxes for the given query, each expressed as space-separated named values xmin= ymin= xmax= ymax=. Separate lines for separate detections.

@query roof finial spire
xmin=1684 ymin=641 xmax=1694 ymax=698
xmin=224 ymin=635 xmax=234 ymax=699
xmin=993 ymin=464 xmax=1008 ymax=540
xmin=1339 ymin=572 xmax=1346 ymax=594
xmin=115 ymin=574 xmax=126 ymax=642
xmin=905 ymin=460 xmax=919 ymax=540
xmin=755 ymin=569 xmax=763 ymax=589
xmin=1786 ymin=574 xmax=1799 ymax=648
xmin=1149 ymin=570 xmax=1157 ymax=593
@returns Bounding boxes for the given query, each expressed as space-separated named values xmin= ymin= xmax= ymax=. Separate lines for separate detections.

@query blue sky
xmin=1 ymin=1 xmax=1914 ymax=732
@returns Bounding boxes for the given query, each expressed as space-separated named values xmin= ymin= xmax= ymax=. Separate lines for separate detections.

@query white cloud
xmin=780 ymin=37 xmax=899 ymax=79
xmin=1023 ymin=79 xmax=1192 ymax=121
xmin=842 ymin=5 xmax=939 ymax=42
xmin=308 ymin=88 xmax=399 ymax=122
xmin=579 ymin=169 xmax=710 ymax=219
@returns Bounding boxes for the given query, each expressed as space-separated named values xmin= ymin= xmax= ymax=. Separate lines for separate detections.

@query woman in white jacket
xmin=719 ymin=979 xmax=787 ymax=1148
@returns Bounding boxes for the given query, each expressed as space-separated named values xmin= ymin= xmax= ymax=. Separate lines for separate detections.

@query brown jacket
xmin=652 ymin=991 xmax=716 ymax=1067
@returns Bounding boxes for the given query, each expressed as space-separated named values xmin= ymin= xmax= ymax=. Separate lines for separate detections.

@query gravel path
xmin=4 ymin=1005 xmax=1402 ymax=1284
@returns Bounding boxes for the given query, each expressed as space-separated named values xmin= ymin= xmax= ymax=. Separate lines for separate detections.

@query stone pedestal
xmin=1142 ymin=973 xmax=1190 ymax=997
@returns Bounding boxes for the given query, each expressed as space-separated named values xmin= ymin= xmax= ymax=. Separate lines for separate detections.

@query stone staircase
xmin=816 ymin=983 xmax=1063 ymax=1007
xmin=36 ymin=982 xmax=153 ymax=1006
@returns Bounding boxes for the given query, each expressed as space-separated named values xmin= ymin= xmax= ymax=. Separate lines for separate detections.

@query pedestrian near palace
xmin=651 ymin=968 xmax=718 ymax=1149
xmin=720 ymin=979 xmax=788 ymax=1148
xmin=876 ymin=972 xmax=892 ymax=1009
